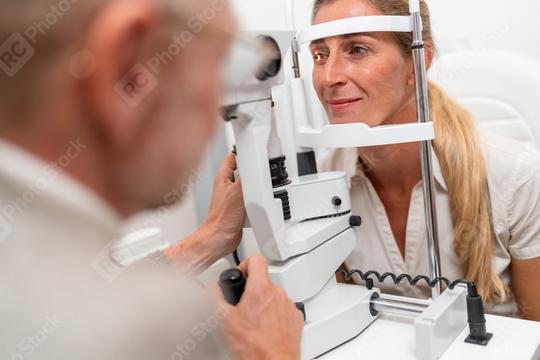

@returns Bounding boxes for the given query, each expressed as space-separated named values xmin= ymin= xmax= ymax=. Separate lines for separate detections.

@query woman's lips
xmin=326 ymin=98 xmax=362 ymax=111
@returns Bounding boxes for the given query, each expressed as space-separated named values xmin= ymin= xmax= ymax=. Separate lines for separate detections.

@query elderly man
xmin=0 ymin=0 xmax=303 ymax=359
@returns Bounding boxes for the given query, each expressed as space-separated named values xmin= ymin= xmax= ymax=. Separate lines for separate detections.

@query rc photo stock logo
xmin=0 ymin=213 xmax=14 ymax=244
xmin=114 ymin=63 xmax=158 ymax=107
xmin=0 ymin=33 xmax=35 ymax=77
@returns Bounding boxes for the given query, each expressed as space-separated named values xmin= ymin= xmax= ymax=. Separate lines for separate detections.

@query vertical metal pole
xmin=291 ymin=38 xmax=301 ymax=79
xmin=411 ymin=10 xmax=442 ymax=298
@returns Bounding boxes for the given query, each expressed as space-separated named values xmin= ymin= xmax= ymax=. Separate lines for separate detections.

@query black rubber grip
xmin=219 ymin=268 xmax=246 ymax=306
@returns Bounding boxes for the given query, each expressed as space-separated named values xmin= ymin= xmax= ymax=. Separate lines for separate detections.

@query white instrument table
xmin=320 ymin=314 xmax=540 ymax=359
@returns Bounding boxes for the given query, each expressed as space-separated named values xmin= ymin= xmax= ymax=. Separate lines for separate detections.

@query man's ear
xmin=78 ymin=0 xmax=160 ymax=149
xmin=406 ymin=42 xmax=435 ymax=86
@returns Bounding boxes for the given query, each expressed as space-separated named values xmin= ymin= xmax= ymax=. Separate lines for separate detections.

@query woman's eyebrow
xmin=309 ymin=32 xmax=377 ymax=48
xmin=309 ymin=39 xmax=326 ymax=49
xmin=341 ymin=32 xmax=377 ymax=41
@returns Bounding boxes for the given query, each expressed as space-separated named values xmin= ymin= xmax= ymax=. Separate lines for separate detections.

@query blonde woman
xmin=312 ymin=0 xmax=540 ymax=319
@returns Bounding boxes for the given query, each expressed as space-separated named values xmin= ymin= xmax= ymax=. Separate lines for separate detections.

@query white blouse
xmin=318 ymin=132 xmax=540 ymax=317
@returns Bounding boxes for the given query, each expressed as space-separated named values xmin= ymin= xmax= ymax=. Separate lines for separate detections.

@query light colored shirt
xmin=318 ymin=133 xmax=540 ymax=317
xmin=0 ymin=139 xmax=225 ymax=359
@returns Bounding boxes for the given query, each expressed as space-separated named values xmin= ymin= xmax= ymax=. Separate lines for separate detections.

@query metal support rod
xmin=291 ymin=39 xmax=301 ymax=79
xmin=371 ymin=297 xmax=428 ymax=319
xmin=411 ymin=11 xmax=442 ymax=298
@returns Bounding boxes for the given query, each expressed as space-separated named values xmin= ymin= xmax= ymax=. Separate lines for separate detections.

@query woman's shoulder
xmin=481 ymin=132 xmax=540 ymax=209
xmin=481 ymin=133 xmax=540 ymax=260
xmin=481 ymin=132 xmax=540 ymax=179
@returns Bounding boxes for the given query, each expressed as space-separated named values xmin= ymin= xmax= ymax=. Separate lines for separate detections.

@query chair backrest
xmin=429 ymin=49 xmax=540 ymax=148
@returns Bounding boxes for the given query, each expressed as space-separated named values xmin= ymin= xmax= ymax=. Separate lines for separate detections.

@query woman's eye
xmin=312 ymin=51 xmax=328 ymax=64
xmin=349 ymin=44 xmax=368 ymax=57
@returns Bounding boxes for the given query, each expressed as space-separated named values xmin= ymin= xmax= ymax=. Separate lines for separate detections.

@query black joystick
xmin=219 ymin=268 xmax=307 ymax=321
xmin=219 ymin=268 xmax=246 ymax=306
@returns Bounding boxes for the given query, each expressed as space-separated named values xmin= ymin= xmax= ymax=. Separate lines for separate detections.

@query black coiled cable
xmin=337 ymin=268 xmax=493 ymax=345
xmin=233 ymin=249 xmax=241 ymax=266
xmin=336 ymin=268 xmax=472 ymax=290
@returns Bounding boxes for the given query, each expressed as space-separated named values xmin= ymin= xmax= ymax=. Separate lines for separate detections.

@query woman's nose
xmin=322 ymin=54 xmax=348 ymax=88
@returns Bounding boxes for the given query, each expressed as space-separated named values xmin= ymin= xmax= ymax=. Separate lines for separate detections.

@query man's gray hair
xmin=0 ymin=1 xmax=108 ymax=115
xmin=0 ymin=0 xmax=198 ymax=118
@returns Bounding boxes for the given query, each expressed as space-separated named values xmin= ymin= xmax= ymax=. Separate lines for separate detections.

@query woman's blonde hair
xmin=313 ymin=0 xmax=507 ymax=304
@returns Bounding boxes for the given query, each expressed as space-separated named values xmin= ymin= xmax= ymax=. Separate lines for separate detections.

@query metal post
xmin=291 ymin=38 xmax=301 ymax=79
xmin=371 ymin=297 xmax=428 ymax=318
xmin=411 ymin=10 xmax=442 ymax=298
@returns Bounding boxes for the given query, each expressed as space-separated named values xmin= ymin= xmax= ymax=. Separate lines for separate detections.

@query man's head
xmin=0 ymin=0 xmax=237 ymax=216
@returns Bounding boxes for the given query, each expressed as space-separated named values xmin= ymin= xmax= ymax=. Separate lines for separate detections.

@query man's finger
xmin=231 ymin=178 xmax=244 ymax=196
xmin=220 ymin=153 xmax=237 ymax=173
xmin=237 ymin=256 xmax=270 ymax=288
xmin=216 ymin=153 xmax=237 ymax=183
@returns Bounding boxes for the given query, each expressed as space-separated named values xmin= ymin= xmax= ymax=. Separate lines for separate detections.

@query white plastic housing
xmin=231 ymin=104 xmax=353 ymax=261
xmin=284 ymin=172 xmax=351 ymax=223
xmin=269 ymin=227 xmax=356 ymax=302
xmin=415 ymin=286 xmax=468 ymax=360
xmin=296 ymin=15 xmax=413 ymax=44
xmin=222 ymin=30 xmax=296 ymax=107
xmin=296 ymin=122 xmax=435 ymax=148
xmin=301 ymin=278 xmax=379 ymax=360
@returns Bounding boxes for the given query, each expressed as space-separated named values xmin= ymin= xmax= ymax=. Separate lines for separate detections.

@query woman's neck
xmin=358 ymin=101 xmax=422 ymax=194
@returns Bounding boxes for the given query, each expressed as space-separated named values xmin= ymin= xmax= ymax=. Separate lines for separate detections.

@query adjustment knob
xmin=219 ymin=268 xmax=246 ymax=306
xmin=349 ymin=216 xmax=362 ymax=227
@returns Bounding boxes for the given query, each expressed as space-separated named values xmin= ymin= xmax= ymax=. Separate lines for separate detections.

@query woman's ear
xmin=424 ymin=42 xmax=434 ymax=70
xmin=76 ymin=0 xmax=160 ymax=149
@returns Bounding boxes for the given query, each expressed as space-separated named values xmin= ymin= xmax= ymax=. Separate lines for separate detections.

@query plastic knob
xmin=349 ymin=216 xmax=362 ymax=227
xmin=219 ymin=268 xmax=246 ymax=306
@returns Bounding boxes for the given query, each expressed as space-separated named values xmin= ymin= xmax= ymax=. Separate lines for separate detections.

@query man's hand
xmin=213 ymin=256 xmax=304 ymax=360
xmin=202 ymin=152 xmax=245 ymax=256
xmin=165 ymin=153 xmax=245 ymax=275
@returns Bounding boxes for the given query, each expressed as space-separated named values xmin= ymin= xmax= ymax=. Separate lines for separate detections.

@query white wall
xmin=428 ymin=0 xmax=540 ymax=62
xmin=231 ymin=0 xmax=540 ymax=62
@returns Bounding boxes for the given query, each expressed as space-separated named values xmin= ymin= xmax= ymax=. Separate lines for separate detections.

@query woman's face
xmin=311 ymin=0 xmax=415 ymax=126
